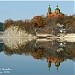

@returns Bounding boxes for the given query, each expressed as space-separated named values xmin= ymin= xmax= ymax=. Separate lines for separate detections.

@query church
xmin=47 ymin=4 xmax=64 ymax=18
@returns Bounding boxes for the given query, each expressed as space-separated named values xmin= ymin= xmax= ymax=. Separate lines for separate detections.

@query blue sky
xmin=0 ymin=1 xmax=74 ymax=22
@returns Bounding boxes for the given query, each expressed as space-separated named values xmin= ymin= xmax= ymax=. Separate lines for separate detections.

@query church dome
xmin=48 ymin=5 xmax=51 ymax=10
xmin=55 ymin=8 xmax=60 ymax=10
xmin=55 ymin=5 xmax=60 ymax=10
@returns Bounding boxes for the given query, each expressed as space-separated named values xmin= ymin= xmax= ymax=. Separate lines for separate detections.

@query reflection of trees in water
xmin=3 ymin=40 xmax=46 ymax=60
xmin=2 ymin=39 xmax=75 ymax=61
xmin=4 ymin=40 xmax=36 ymax=56
xmin=3 ymin=37 xmax=34 ymax=49
xmin=2 ymin=39 xmax=75 ymax=70
xmin=65 ymin=42 xmax=75 ymax=60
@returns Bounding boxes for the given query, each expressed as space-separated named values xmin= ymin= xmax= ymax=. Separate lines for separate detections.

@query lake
xmin=0 ymin=38 xmax=75 ymax=75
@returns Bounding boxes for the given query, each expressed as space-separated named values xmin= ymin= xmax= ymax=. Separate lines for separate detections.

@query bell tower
xmin=55 ymin=5 xmax=60 ymax=13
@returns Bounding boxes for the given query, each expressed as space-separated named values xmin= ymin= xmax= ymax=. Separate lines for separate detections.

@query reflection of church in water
xmin=46 ymin=57 xmax=64 ymax=70
xmin=46 ymin=42 xmax=65 ymax=70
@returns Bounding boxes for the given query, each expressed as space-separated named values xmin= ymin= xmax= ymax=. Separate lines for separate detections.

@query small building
xmin=47 ymin=4 xmax=64 ymax=18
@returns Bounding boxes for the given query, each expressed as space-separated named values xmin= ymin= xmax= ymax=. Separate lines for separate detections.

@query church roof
xmin=48 ymin=5 xmax=51 ymax=10
xmin=55 ymin=8 xmax=60 ymax=10
xmin=55 ymin=5 xmax=60 ymax=10
xmin=56 ymin=12 xmax=63 ymax=14
xmin=59 ymin=12 xmax=63 ymax=14
xmin=49 ymin=12 xmax=52 ymax=14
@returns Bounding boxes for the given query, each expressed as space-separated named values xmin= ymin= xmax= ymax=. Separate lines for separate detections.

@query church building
xmin=47 ymin=4 xmax=64 ymax=18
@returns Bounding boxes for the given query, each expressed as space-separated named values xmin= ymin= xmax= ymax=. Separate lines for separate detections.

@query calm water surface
xmin=0 ymin=38 xmax=75 ymax=75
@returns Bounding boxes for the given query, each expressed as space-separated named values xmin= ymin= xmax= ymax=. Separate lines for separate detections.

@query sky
xmin=0 ymin=1 xmax=74 ymax=22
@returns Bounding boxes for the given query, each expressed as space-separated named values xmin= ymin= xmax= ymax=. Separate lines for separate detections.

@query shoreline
xmin=1 ymin=31 xmax=75 ymax=42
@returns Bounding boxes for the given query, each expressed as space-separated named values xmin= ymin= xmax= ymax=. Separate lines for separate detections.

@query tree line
xmin=3 ymin=14 xmax=75 ymax=35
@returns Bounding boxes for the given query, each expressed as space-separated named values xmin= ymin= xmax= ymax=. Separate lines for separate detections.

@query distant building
xmin=47 ymin=4 xmax=64 ymax=18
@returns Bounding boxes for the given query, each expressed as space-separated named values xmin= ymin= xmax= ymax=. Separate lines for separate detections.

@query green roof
xmin=55 ymin=64 xmax=60 ymax=67
xmin=55 ymin=8 xmax=60 ymax=10
xmin=49 ymin=12 xmax=52 ymax=14
xmin=56 ymin=12 xmax=63 ymax=14
xmin=59 ymin=12 xmax=63 ymax=14
xmin=48 ymin=7 xmax=51 ymax=10
xmin=55 ymin=60 xmax=60 ymax=67
xmin=48 ymin=65 xmax=50 ymax=68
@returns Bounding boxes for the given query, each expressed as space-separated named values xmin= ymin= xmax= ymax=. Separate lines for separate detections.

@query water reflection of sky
xmin=0 ymin=38 xmax=75 ymax=75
